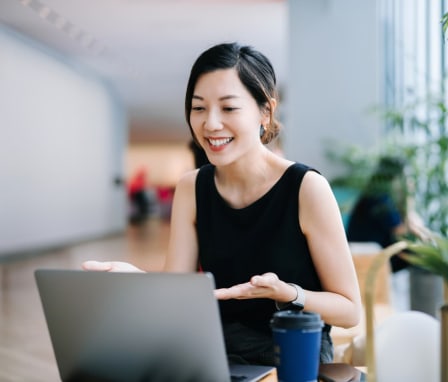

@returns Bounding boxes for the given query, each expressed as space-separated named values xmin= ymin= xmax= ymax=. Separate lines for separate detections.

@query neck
xmin=214 ymin=146 xmax=273 ymax=187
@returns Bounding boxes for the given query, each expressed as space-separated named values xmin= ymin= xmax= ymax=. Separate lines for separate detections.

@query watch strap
xmin=275 ymin=283 xmax=305 ymax=311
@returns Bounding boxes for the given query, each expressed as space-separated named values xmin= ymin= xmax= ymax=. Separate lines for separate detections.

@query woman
xmin=83 ymin=42 xmax=361 ymax=365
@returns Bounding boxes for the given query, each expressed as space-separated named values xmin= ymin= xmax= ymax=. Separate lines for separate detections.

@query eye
xmin=191 ymin=106 xmax=204 ymax=111
xmin=223 ymin=107 xmax=239 ymax=112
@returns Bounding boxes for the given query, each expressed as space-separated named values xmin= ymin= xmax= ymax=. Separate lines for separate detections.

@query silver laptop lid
xmin=35 ymin=269 xmax=232 ymax=382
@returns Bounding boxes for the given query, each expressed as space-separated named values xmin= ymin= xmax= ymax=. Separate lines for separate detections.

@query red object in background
xmin=128 ymin=168 xmax=147 ymax=197
xmin=156 ymin=186 xmax=174 ymax=202
xmin=155 ymin=186 xmax=174 ymax=221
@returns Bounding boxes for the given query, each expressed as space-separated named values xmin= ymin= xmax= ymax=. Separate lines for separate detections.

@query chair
xmin=364 ymin=241 xmax=441 ymax=382
xmin=332 ymin=242 xmax=392 ymax=356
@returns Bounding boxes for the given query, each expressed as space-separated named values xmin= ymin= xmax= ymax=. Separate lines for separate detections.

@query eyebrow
xmin=192 ymin=95 xmax=240 ymax=101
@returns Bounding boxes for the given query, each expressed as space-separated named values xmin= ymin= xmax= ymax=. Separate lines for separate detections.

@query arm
xmin=163 ymin=170 xmax=199 ymax=272
xmin=297 ymin=171 xmax=361 ymax=328
xmin=215 ymin=171 xmax=362 ymax=328
xmin=402 ymin=210 xmax=432 ymax=240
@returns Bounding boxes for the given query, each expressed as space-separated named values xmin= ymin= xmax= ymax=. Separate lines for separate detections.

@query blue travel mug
xmin=271 ymin=310 xmax=323 ymax=382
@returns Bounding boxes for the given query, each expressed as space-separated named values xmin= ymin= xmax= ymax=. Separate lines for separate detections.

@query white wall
xmin=0 ymin=27 xmax=127 ymax=256
xmin=284 ymin=0 xmax=383 ymax=179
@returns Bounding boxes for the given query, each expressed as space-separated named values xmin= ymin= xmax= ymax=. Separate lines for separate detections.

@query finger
xmin=81 ymin=261 xmax=112 ymax=272
xmin=214 ymin=288 xmax=241 ymax=300
xmin=251 ymin=272 xmax=278 ymax=286
xmin=113 ymin=262 xmax=145 ymax=273
xmin=262 ymin=272 xmax=279 ymax=282
xmin=214 ymin=285 xmax=245 ymax=300
xmin=217 ymin=283 xmax=266 ymax=300
xmin=214 ymin=288 xmax=228 ymax=300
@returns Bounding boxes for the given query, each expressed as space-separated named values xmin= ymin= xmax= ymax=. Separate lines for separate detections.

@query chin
xmin=207 ymin=155 xmax=234 ymax=167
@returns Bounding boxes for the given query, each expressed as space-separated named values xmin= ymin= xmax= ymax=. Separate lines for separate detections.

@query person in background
xmin=83 ymin=42 xmax=361 ymax=365
xmin=128 ymin=168 xmax=150 ymax=224
xmin=346 ymin=156 xmax=430 ymax=312
xmin=346 ymin=156 xmax=428 ymax=273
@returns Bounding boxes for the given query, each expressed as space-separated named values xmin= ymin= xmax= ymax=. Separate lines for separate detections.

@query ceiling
xmin=0 ymin=0 xmax=288 ymax=142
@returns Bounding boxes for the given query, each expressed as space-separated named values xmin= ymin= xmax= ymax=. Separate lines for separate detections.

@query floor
xmin=0 ymin=218 xmax=170 ymax=382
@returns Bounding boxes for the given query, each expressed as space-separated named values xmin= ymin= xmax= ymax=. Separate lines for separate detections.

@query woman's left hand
xmin=214 ymin=272 xmax=282 ymax=300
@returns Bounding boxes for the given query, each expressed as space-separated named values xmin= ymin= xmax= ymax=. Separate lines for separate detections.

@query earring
xmin=259 ymin=124 xmax=265 ymax=138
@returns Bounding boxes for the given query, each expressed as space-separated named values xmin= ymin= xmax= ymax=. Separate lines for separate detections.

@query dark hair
xmin=365 ymin=155 xmax=406 ymax=195
xmin=188 ymin=139 xmax=210 ymax=168
xmin=373 ymin=156 xmax=404 ymax=180
xmin=185 ymin=42 xmax=281 ymax=144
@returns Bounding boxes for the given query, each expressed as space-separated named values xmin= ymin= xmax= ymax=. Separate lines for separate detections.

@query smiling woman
xmin=185 ymin=43 xmax=281 ymax=148
xmin=83 ymin=42 xmax=362 ymax=368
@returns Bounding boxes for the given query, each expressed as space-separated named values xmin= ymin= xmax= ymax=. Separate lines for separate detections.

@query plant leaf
xmin=442 ymin=12 xmax=448 ymax=36
xmin=404 ymin=236 xmax=448 ymax=282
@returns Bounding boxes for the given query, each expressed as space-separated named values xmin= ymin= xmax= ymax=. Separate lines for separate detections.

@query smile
xmin=207 ymin=137 xmax=234 ymax=147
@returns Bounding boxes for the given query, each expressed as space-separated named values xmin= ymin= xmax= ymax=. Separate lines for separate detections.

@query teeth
xmin=208 ymin=138 xmax=233 ymax=147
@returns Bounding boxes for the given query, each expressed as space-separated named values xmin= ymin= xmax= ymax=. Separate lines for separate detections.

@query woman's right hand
xmin=82 ymin=260 xmax=144 ymax=273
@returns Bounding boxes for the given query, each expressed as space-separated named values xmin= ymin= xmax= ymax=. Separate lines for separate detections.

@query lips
xmin=207 ymin=137 xmax=234 ymax=147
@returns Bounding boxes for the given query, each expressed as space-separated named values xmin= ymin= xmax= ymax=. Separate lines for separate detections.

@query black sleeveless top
xmin=195 ymin=163 xmax=324 ymax=334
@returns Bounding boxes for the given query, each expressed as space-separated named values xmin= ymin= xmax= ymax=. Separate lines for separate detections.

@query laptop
xmin=35 ymin=269 xmax=274 ymax=382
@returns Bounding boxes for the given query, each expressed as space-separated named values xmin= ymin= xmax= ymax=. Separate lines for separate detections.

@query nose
xmin=203 ymin=109 xmax=222 ymax=132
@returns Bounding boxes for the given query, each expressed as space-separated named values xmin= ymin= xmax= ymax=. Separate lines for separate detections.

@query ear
xmin=261 ymin=98 xmax=277 ymax=126
xmin=269 ymin=98 xmax=277 ymax=113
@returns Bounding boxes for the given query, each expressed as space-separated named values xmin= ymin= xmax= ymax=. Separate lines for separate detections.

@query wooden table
xmin=260 ymin=368 xmax=277 ymax=381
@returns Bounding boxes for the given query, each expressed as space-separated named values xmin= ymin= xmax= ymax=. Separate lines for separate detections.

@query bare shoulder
xmin=301 ymin=170 xmax=333 ymax=198
xmin=175 ymin=169 xmax=199 ymax=194
xmin=299 ymin=169 xmax=340 ymax=232
xmin=170 ymin=169 xmax=199 ymax=225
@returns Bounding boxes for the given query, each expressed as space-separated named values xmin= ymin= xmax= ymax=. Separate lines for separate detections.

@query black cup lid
xmin=270 ymin=310 xmax=324 ymax=330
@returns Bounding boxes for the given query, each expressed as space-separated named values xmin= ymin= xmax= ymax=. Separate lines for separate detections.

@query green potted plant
xmin=405 ymin=235 xmax=448 ymax=382
xmin=404 ymin=234 xmax=448 ymax=284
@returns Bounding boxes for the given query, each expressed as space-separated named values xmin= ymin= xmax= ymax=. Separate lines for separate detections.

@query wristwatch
xmin=275 ymin=283 xmax=306 ymax=311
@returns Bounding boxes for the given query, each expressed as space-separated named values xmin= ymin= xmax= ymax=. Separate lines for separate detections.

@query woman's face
xmin=189 ymin=68 xmax=267 ymax=166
